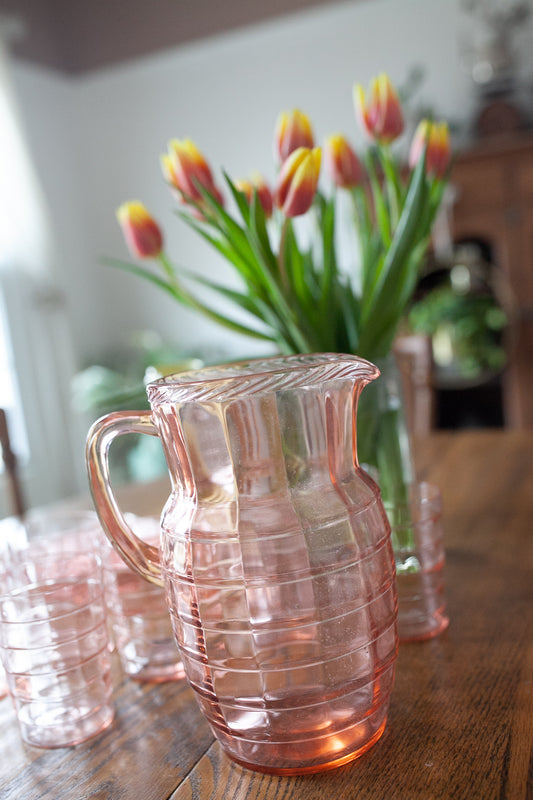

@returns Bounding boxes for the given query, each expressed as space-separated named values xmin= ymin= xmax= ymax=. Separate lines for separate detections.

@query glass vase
xmin=357 ymin=352 xmax=448 ymax=641
xmin=357 ymin=352 xmax=415 ymax=508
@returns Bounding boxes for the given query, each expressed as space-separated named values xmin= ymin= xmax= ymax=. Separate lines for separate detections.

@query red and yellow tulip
xmin=274 ymin=109 xmax=314 ymax=163
xmin=324 ymin=134 xmax=364 ymax=189
xmin=111 ymin=71 xmax=450 ymax=387
xmin=235 ymin=173 xmax=274 ymax=218
xmin=161 ymin=138 xmax=223 ymax=206
xmin=116 ymin=201 xmax=163 ymax=259
xmin=409 ymin=119 xmax=451 ymax=179
xmin=274 ymin=147 xmax=321 ymax=218
xmin=354 ymin=73 xmax=404 ymax=144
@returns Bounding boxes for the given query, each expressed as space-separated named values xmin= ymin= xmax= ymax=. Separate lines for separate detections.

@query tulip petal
xmin=353 ymin=84 xmax=371 ymax=138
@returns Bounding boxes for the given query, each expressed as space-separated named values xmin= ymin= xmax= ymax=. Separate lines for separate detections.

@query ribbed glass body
xmin=147 ymin=354 xmax=398 ymax=773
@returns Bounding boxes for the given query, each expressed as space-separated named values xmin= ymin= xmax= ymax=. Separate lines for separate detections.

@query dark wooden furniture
xmin=0 ymin=409 xmax=26 ymax=519
xmin=451 ymin=134 xmax=533 ymax=429
xmin=0 ymin=430 xmax=532 ymax=799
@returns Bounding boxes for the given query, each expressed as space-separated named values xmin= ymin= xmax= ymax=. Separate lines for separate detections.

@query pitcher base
xmin=218 ymin=715 xmax=388 ymax=775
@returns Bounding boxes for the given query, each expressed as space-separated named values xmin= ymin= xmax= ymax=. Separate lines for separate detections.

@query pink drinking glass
xmin=386 ymin=482 xmax=449 ymax=642
xmin=0 ymin=511 xmax=114 ymax=748
xmin=102 ymin=514 xmax=184 ymax=682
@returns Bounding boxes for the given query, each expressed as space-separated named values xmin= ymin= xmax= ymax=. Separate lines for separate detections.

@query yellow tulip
xmin=161 ymin=138 xmax=223 ymax=206
xmin=274 ymin=147 xmax=322 ymax=217
xmin=274 ymin=109 xmax=315 ymax=163
xmin=116 ymin=201 xmax=163 ymax=259
xmin=409 ymin=120 xmax=451 ymax=179
xmin=324 ymin=134 xmax=364 ymax=189
xmin=354 ymin=73 xmax=404 ymax=144
xmin=235 ymin=173 xmax=273 ymax=218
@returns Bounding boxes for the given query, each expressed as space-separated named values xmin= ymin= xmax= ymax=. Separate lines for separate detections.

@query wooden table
xmin=0 ymin=430 xmax=531 ymax=799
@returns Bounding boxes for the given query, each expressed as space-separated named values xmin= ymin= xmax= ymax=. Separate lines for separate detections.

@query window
xmin=0 ymin=27 xmax=80 ymax=516
xmin=0 ymin=291 xmax=28 ymax=466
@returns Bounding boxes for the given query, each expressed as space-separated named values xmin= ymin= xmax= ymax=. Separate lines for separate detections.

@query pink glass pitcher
xmin=86 ymin=353 xmax=398 ymax=774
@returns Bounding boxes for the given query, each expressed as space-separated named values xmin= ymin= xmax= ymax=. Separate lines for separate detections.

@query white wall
xmin=6 ymin=0 xmax=533 ymax=502
xmin=13 ymin=0 xmax=485 ymax=365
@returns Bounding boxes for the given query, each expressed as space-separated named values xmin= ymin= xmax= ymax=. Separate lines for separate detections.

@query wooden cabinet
xmin=451 ymin=134 xmax=533 ymax=428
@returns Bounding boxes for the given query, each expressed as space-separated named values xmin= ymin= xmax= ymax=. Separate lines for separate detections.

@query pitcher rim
xmin=146 ymin=352 xmax=380 ymax=404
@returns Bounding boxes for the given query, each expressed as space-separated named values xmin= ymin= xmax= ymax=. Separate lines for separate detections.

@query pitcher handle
xmin=86 ymin=410 xmax=164 ymax=587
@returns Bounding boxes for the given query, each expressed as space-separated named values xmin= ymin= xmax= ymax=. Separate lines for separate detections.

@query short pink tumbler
xmin=86 ymin=354 xmax=398 ymax=774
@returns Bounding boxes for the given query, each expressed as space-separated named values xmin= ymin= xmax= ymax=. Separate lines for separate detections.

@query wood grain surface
xmin=0 ymin=430 xmax=531 ymax=800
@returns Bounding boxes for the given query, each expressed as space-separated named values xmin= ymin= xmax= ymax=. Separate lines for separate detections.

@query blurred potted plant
xmin=72 ymin=331 xmax=202 ymax=483
xmin=409 ymin=244 xmax=508 ymax=386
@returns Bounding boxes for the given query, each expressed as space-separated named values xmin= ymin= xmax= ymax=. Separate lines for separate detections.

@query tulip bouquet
xmin=113 ymin=73 xmax=450 ymax=509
